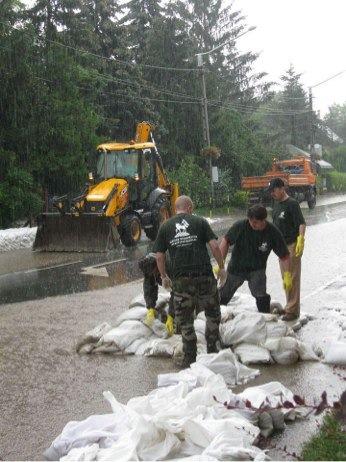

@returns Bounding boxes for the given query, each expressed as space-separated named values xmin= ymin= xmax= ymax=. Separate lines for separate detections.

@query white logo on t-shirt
xmin=259 ymin=242 xmax=268 ymax=252
xmin=170 ymin=219 xmax=197 ymax=247
xmin=174 ymin=219 xmax=190 ymax=237
xmin=279 ymin=211 xmax=285 ymax=219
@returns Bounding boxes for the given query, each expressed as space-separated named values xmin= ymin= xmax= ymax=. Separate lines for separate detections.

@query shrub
xmin=169 ymin=156 xmax=210 ymax=207
xmin=326 ymin=171 xmax=346 ymax=192
xmin=230 ymin=190 xmax=249 ymax=208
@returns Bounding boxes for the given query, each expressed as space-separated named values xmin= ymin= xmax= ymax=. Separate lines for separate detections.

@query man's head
xmin=267 ymin=177 xmax=286 ymax=201
xmin=247 ymin=204 xmax=268 ymax=231
xmin=175 ymin=195 xmax=194 ymax=214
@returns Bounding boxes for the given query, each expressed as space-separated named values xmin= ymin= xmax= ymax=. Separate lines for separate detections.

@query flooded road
xmin=0 ymin=195 xmax=345 ymax=460
xmin=1 ymin=196 xmax=345 ymax=305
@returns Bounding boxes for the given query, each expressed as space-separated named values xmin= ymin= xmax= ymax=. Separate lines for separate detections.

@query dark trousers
xmin=219 ymin=269 xmax=271 ymax=313
xmin=173 ymin=275 xmax=221 ymax=361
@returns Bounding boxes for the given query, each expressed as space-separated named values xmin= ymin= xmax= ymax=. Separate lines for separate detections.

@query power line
xmin=310 ymin=70 xmax=346 ymax=89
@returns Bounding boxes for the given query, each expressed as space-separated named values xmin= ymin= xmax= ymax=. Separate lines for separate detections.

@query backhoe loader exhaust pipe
xmin=33 ymin=214 xmax=120 ymax=252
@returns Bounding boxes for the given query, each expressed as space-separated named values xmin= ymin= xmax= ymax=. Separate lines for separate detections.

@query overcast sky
xmin=233 ymin=0 xmax=345 ymax=116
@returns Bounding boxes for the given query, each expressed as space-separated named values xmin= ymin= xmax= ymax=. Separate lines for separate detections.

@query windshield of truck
xmin=97 ymin=149 xmax=139 ymax=179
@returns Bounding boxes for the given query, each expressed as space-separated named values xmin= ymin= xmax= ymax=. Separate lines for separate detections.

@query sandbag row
xmin=77 ymin=292 xmax=318 ymax=367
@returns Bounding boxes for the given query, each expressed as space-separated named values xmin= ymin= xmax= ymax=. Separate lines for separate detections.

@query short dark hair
xmin=247 ymin=204 xmax=267 ymax=220
xmin=267 ymin=177 xmax=285 ymax=191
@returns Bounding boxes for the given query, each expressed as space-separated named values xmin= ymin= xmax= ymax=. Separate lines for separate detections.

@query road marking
xmin=80 ymin=258 xmax=127 ymax=278
xmin=0 ymin=260 xmax=83 ymax=278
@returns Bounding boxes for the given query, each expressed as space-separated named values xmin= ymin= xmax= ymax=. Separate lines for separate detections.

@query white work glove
xmin=217 ymin=268 xmax=228 ymax=288
xmin=162 ymin=276 xmax=172 ymax=291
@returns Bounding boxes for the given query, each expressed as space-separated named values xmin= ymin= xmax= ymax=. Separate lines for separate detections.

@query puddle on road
xmin=0 ymin=246 xmax=146 ymax=305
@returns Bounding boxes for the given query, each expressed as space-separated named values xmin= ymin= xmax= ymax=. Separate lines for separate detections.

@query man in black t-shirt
xmin=153 ymin=195 xmax=227 ymax=368
xmin=219 ymin=204 xmax=292 ymax=314
xmin=268 ymin=177 xmax=306 ymax=321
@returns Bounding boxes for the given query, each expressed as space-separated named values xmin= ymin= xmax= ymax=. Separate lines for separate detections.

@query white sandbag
xmin=134 ymin=337 xmax=157 ymax=356
xmin=76 ymin=323 xmax=112 ymax=353
xmin=95 ymin=429 xmax=140 ymax=461
xmin=264 ymin=337 xmax=299 ymax=365
xmin=238 ymin=381 xmax=295 ymax=410
xmin=92 ymin=344 xmax=121 ymax=354
xmin=103 ymin=391 xmax=180 ymax=461
xmin=114 ymin=307 xmax=147 ymax=326
xmin=265 ymin=320 xmax=292 ymax=338
xmin=323 ymin=340 xmax=346 ymax=365
xmin=141 ymin=336 xmax=182 ymax=357
xmin=220 ymin=305 xmax=235 ymax=323
xmin=44 ymin=412 xmax=130 ymax=460
xmin=194 ymin=350 xmax=260 ymax=386
xmin=60 ymin=443 xmax=99 ymax=461
xmin=124 ymin=337 xmax=149 ymax=355
xmin=194 ymin=318 xmax=206 ymax=335
xmin=197 ymin=311 xmax=206 ymax=321
xmin=128 ymin=382 xmax=189 ymax=416
xmin=183 ymin=414 xmax=260 ymax=449
xmin=202 ymin=433 xmax=269 ymax=461
xmin=296 ymin=340 xmax=319 ymax=361
xmin=101 ymin=320 xmax=152 ymax=350
xmin=150 ymin=319 xmax=169 ymax=338
xmin=129 ymin=294 xmax=146 ymax=308
xmin=222 ymin=312 xmax=267 ymax=346
xmin=157 ymin=369 xmax=199 ymax=390
xmin=234 ymin=343 xmax=272 ymax=365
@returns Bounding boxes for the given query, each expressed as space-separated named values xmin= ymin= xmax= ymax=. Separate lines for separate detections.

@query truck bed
xmin=241 ymin=173 xmax=314 ymax=190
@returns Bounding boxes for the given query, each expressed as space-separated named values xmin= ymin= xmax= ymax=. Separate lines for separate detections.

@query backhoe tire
xmin=307 ymin=188 xmax=316 ymax=209
xmin=145 ymin=197 xmax=171 ymax=241
xmin=119 ymin=214 xmax=142 ymax=247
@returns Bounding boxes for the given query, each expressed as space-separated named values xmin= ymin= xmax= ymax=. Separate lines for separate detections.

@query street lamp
xmin=196 ymin=26 xmax=256 ymax=203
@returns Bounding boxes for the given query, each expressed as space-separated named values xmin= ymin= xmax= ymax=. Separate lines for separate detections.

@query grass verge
xmin=301 ymin=413 xmax=346 ymax=461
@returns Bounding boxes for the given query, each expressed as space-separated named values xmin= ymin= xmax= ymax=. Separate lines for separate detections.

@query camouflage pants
xmin=173 ymin=275 xmax=221 ymax=362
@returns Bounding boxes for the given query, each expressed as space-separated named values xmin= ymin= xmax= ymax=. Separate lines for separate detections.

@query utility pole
xmin=195 ymin=26 xmax=256 ymax=205
xmin=309 ymin=87 xmax=316 ymax=162
xmin=197 ymin=54 xmax=213 ymax=201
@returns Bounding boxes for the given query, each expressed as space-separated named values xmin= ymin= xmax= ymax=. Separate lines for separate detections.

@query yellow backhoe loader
xmin=33 ymin=122 xmax=179 ymax=252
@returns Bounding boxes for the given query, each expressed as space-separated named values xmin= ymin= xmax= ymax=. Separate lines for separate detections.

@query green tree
xmin=324 ymin=102 xmax=346 ymax=144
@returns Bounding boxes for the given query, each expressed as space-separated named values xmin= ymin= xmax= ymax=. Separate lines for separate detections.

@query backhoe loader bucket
xmin=33 ymin=213 xmax=119 ymax=252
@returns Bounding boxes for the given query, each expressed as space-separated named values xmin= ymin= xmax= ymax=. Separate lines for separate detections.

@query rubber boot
xmin=256 ymin=295 xmax=271 ymax=313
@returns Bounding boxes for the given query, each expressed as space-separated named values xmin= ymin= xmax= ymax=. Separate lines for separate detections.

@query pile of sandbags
xmin=0 ymin=226 xmax=37 ymax=252
xmin=45 ymin=374 xmax=307 ymax=461
xmin=77 ymin=292 xmax=318 ymax=367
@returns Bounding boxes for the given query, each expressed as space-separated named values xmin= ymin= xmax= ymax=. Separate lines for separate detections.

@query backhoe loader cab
xmin=33 ymin=122 xmax=179 ymax=252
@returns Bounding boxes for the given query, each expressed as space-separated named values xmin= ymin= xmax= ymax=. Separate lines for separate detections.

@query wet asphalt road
xmin=1 ymin=196 xmax=346 ymax=305
xmin=0 ymin=195 xmax=345 ymax=460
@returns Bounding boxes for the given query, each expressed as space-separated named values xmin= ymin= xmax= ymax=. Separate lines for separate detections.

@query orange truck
xmin=241 ymin=157 xmax=317 ymax=209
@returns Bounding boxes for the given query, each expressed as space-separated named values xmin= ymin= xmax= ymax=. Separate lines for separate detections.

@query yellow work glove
xmin=283 ymin=271 xmax=293 ymax=293
xmin=165 ymin=314 xmax=174 ymax=337
xmin=144 ymin=308 xmax=157 ymax=327
xmin=213 ymin=265 xmax=220 ymax=277
xmin=295 ymin=235 xmax=305 ymax=257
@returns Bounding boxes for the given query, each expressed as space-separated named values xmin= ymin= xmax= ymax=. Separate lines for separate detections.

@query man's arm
xmin=280 ymin=254 xmax=290 ymax=272
xmin=208 ymin=239 xmax=224 ymax=269
xmin=156 ymin=252 xmax=167 ymax=278
xmin=219 ymin=236 xmax=230 ymax=261
xmin=299 ymin=223 xmax=306 ymax=236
